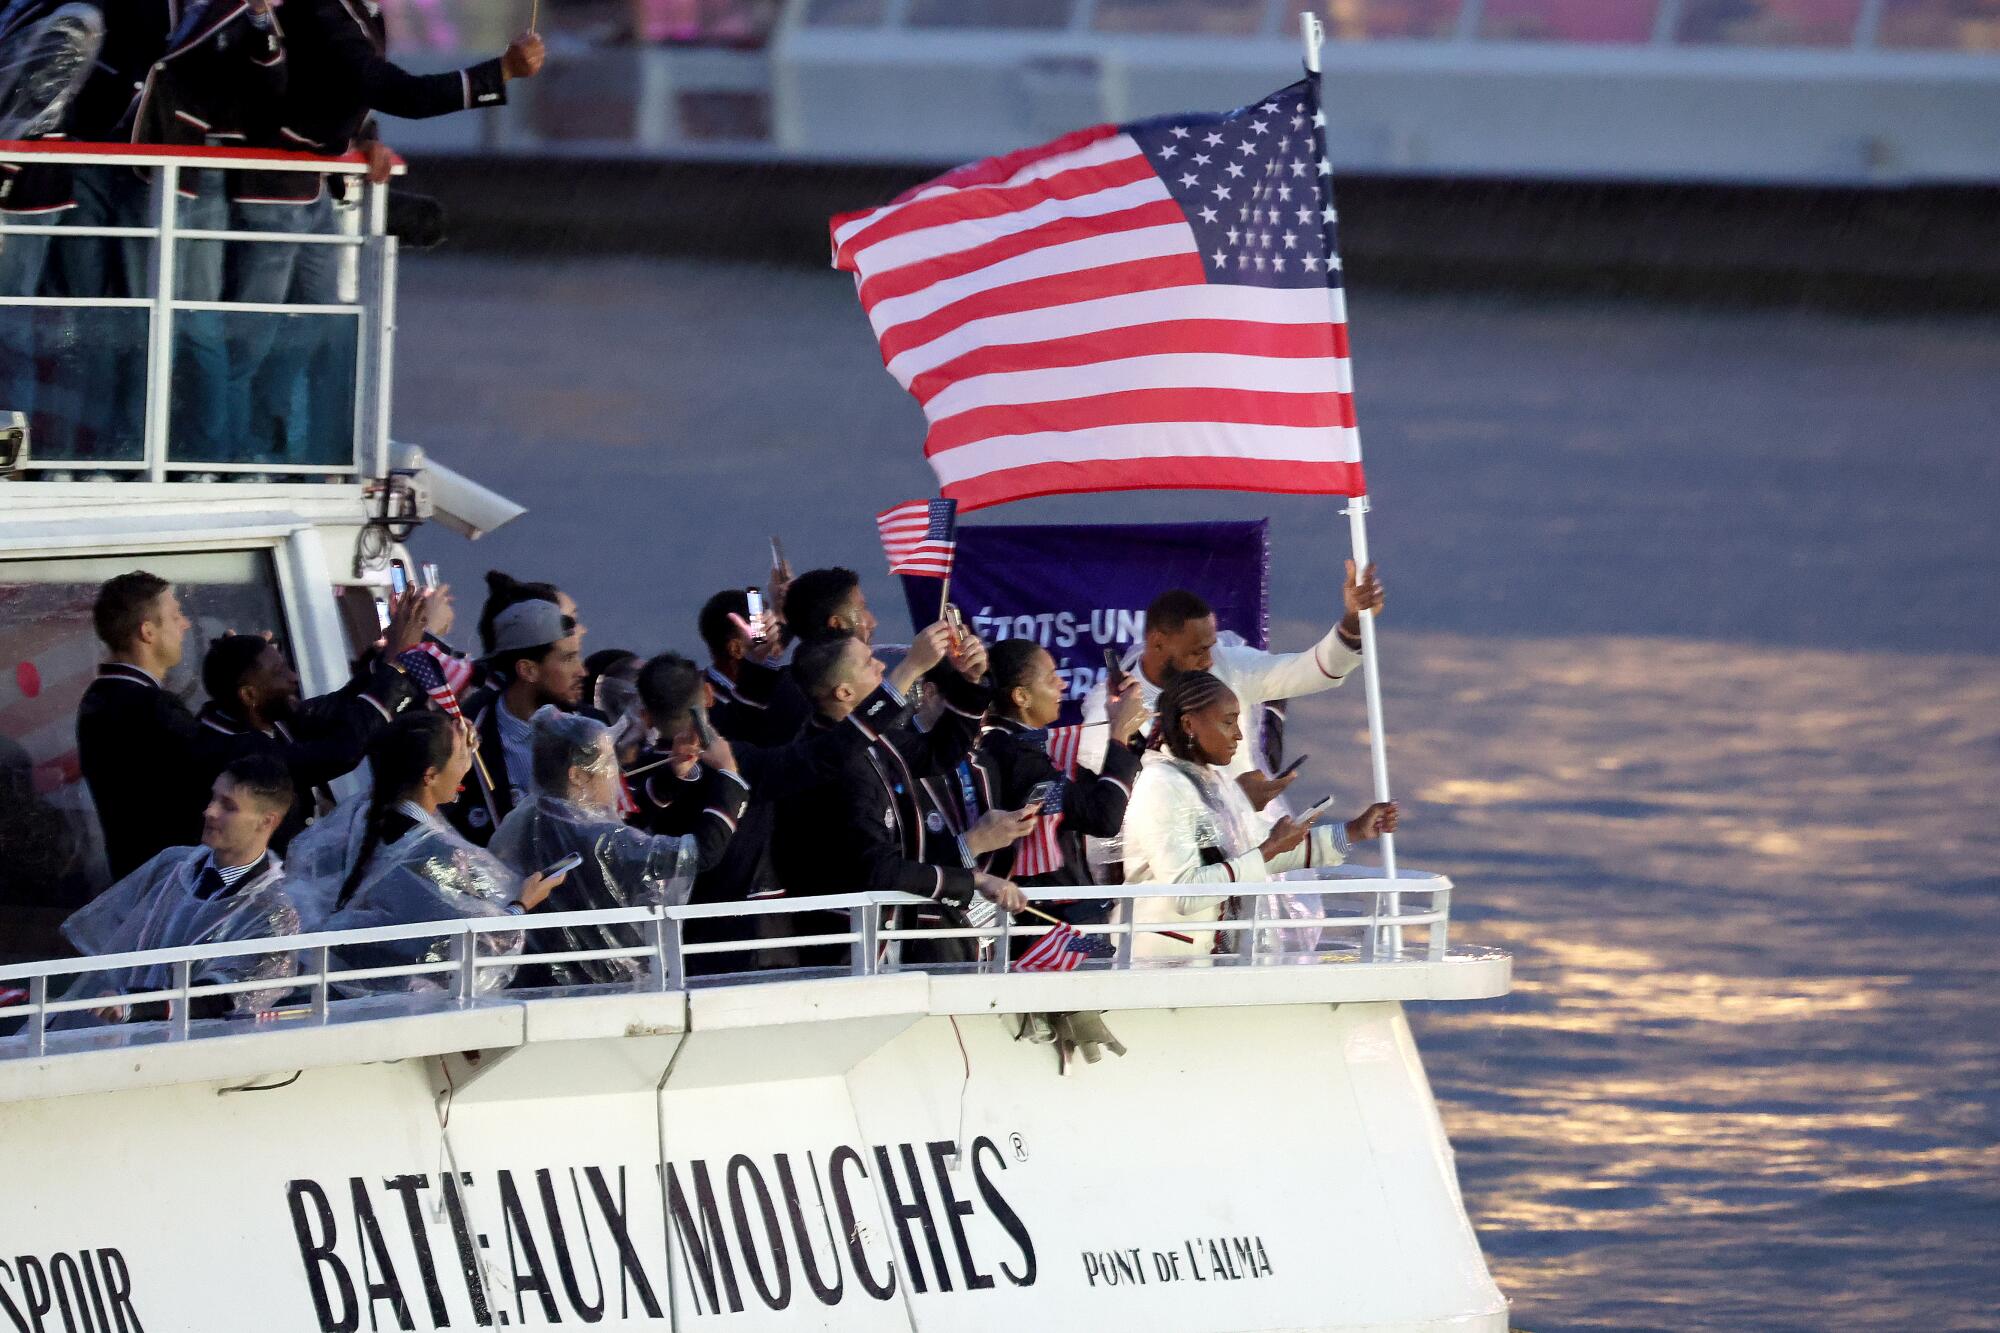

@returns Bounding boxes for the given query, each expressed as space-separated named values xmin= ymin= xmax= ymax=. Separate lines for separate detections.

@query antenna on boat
xmin=1302 ymin=12 xmax=1403 ymax=945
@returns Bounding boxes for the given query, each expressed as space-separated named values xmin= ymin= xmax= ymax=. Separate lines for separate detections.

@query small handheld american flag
xmin=875 ymin=498 xmax=958 ymax=579
xmin=1011 ymin=724 xmax=1084 ymax=879
xmin=398 ymin=643 xmax=469 ymax=720
xmin=1014 ymin=920 xmax=1115 ymax=972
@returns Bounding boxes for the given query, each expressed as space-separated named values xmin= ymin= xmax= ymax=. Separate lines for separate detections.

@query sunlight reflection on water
xmin=1285 ymin=629 xmax=2000 ymax=1332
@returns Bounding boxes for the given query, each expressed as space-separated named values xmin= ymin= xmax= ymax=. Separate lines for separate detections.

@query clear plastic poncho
xmin=283 ymin=799 xmax=523 ymax=996
xmin=0 ymin=0 xmax=104 ymax=140
xmin=488 ymin=710 xmax=699 ymax=986
xmin=1152 ymin=754 xmax=1324 ymax=961
xmin=57 ymin=846 xmax=301 ymax=1023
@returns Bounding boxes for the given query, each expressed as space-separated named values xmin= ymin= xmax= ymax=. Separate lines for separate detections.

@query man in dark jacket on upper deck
xmin=227 ymin=0 xmax=545 ymax=456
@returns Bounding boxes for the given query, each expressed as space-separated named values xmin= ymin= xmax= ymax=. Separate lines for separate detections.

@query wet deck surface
xmin=397 ymin=254 xmax=2000 ymax=1332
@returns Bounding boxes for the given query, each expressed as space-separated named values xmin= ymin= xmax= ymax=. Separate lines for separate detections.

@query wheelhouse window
xmin=1095 ymin=0 xmax=1268 ymax=35
xmin=0 ymin=549 xmax=288 ymax=955
xmin=1675 ymin=0 xmax=1864 ymax=46
xmin=1290 ymin=0 xmax=1465 ymax=41
xmin=1477 ymin=0 xmax=1659 ymax=43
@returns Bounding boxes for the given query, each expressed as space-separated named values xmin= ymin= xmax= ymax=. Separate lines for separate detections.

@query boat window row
xmin=456 ymin=0 xmax=2000 ymax=51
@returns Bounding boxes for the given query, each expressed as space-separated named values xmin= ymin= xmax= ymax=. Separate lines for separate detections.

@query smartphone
xmin=540 ymin=852 xmax=583 ymax=879
xmin=388 ymin=560 xmax=408 ymax=597
xmin=744 ymin=586 xmax=766 ymax=641
xmin=1102 ymin=647 xmax=1127 ymax=688
xmin=1275 ymin=753 xmax=1310 ymax=781
xmin=421 ymin=562 xmax=440 ymax=591
xmin=1024 ymin=779 xmax=1057 ymax=809
xmin=1299 ymin=795 xmax=1335 ymax=822
xmin=769 ymin=536 xmax=787 ymax=570
xmin=371 ymin=595 xmax=391 ymax=631
xmin=692 ymin=702 xmax=718 ymax=749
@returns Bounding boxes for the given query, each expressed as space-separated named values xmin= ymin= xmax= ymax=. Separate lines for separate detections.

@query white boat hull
xmin=0 ymin=983 xmax=1507 ymax=1332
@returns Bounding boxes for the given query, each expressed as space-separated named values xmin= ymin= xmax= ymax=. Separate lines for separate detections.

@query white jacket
xmin=1121 ymin=752 xmax=1346 ymax=960
xmin=1079 ymin=624 xmax=1363 ymax=864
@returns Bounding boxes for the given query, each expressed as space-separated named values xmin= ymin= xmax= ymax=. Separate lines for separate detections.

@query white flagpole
xmin=1301 ymin=14 xmax=1402 ymax=953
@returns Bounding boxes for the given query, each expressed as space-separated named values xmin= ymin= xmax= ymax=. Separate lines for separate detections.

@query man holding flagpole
xmin=1075 ymin=561 xmax=1385 ymax=872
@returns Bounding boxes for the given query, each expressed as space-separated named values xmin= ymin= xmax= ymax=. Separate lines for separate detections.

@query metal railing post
xmin=1115 ymin=903 xmax=1135 ymax=967
xmin=169 ymin=959 xmax=192 ymax=1040
xmin=997 ymin=907 xmax=1013 ymax=974
xmin=850 ymin=906 xmax=878 ymax=977
xmin=452 ymin=932 xmax=475 ymax=1006
xmin=1429 ymin=885 xmax=1450 ymax=962
xmin=142 ymin=164 xmax=180 ymax=480
xmin=1248 ymin=894 xmax=1266 ymax=965
xmin=652 ymin=914 xmax=684 ymax=991
xmin=357 ymin=178 xmax=396 ymax=479
xmin=26 ymin=976 xmax=47 ymax=1056
xmin=311 ymin=946 xmax=331 ymax=1024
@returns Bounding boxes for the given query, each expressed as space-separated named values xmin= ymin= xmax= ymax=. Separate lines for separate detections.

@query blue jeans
xmin=0 ymin=204 xmax=82 ymax=458
xmin=226 ymin=192 xmax=341 ymax=464
xmin=68 ymin=168 xmax=234 ymax=464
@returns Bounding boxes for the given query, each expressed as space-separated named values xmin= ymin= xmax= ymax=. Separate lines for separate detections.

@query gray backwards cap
xmin=489 ymin=599 xmax=570 ymax=655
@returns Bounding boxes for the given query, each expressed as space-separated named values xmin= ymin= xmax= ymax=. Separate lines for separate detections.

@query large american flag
xmin=875 ymin=498 xmax=959 ymax=578
xmin=832 ymin=75 xmax=1360 ymax=512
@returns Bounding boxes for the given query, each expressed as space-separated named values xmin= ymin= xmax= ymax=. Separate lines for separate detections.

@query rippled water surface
xmin=399 ymin=255 xmax=2000 ymax=1331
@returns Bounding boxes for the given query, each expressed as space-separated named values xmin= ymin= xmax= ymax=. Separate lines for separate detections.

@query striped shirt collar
xmin=205 ymin=848 xmax=270 ymax=887
xmin=396 ymin=799 xmax=444 ymax=831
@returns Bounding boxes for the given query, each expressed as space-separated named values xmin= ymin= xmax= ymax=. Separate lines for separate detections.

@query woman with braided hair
xmin=284 ymin=711 xmax=566 ymax=994
xmin=1121 ymin=670 xmax=1397 ymax=962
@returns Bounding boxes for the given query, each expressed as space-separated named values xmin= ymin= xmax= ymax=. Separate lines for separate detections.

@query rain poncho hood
xmin=490 ymin=751 xmax=699 ymax=986
xmin=284 ymin=798 xmax=523 ymax=995
xmin=58 ymin=846 xmax=300 ymax=1021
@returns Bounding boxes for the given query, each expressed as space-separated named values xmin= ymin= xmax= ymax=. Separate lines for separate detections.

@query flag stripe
xmin=859 ymin=197 xmax=1187 ymax=309
xmin=875 ymin=254 xmax=1206 ymax=367
xmin=856 ymin=176 xmax=1174 ymax=281
xmin=930 ymin=419 xmax=1359 ymax=481
xmin=923 ymin=388 xmax=1354 ymax=456
xmin=833 ymin=125 xmax=1127 ymax=253
xmin=924 ymin=351 xmax=1350 ymax=424
xmin=848 ymin=151 xmax=1161 ymax=278
xmin=909 ymin=318 xmax=1341 ymax=403
xmin=944 ymin=457 xmax=1367 ymax=513
xmin=888 ymin=283 xmax=1348 ymax=381
xmin=864 ymin=222 xmax=1198 ymax=335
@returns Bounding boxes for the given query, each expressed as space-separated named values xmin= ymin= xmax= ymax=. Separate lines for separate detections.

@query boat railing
xmin=0 ymin=140 xmax=399 ymax=484
xmin=0 ymin=867 xmax=1455 ymax=1058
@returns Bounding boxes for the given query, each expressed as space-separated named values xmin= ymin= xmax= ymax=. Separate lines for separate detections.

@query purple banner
xmin=900 ymin=520 xmax=1269 ymax=726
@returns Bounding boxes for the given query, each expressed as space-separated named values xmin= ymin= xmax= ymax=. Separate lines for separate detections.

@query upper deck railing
xmin=0 ymin=867 xmax=1468 ymax=1060
xmin=0 ymin=141 xmax=399 ymax=484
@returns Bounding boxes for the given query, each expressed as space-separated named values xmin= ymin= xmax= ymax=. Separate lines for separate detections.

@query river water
xmin=396 ymin=254 xmax=2000 ymax=1332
